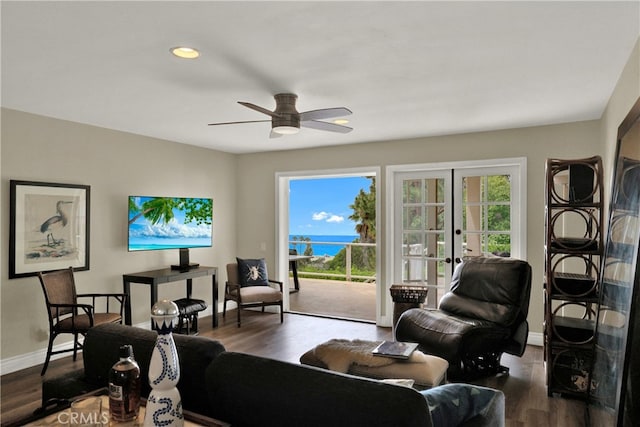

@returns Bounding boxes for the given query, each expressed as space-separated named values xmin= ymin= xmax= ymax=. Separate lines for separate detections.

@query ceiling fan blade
xmin=238 ymin=101 xmax=279 ymax=117
xmin=300 ymin=107 xmax=352 ymax=121
xmin=208 ymin=119 xmax=270 ymax=126
xmin=301 ymin=120 xmax=353 ymax=134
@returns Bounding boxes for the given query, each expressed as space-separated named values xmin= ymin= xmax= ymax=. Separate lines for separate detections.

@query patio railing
xmin=289 ymin=240 xmax=376 ymax=282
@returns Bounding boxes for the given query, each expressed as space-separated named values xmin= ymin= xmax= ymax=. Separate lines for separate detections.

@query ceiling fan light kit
xmin=272 ymin=126 xmax=300 ymax=135
xmin=208 ymin=93 xmax=353 ymax=137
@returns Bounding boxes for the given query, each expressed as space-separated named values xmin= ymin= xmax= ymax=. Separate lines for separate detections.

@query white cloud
xmin=312 ymin=211 xmax=344 ymax=223
xmin=312 ymin=211 xmax=329 ymax=220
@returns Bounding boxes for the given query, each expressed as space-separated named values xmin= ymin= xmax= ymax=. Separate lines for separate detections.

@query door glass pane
xmin=488 ymin=205 xmax=510 ymax=231
xmin=403 ymin=232 xmax=424 ymax=256
xmin=403 ymin=206 xmax=423 ymax=230
xmin=488 ymin=175 xmax=511 ymax=202
xmin=404 ymin=180 xmax=423 ymax=203
xmin=425 ymin=205 xmax=445 ymax=230
xmin=461 ymin=174 xmax=512 ymax=257
xmin=425 ymin=178 xmax=445 ymax=203
xmin=489 ymin=233 xmax=511 ymax=257
xmin=423 ymin=233 xmax=440 ymax=258
xmin=463 ymin=204 xmax=483 ymax=232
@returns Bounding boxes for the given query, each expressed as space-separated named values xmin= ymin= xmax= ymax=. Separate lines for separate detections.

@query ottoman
xmin=173 ymin=298 xmax=207 ymax=335
xmin=300 ymin=339 xmax=449 ymax=389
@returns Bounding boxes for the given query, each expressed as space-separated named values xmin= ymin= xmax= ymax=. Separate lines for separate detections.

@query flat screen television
xmin=128 ymin=196 xmax=213 ymax=255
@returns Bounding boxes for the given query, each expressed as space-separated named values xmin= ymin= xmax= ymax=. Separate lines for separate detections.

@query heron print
xmin=24 ymin=194 xmax=79 ymax=262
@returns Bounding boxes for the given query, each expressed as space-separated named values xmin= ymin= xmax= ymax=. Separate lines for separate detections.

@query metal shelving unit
xmin=544 ymin=156 xmax=604 ymax=398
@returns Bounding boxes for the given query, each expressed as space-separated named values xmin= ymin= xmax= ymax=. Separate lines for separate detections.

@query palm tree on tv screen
xmin=128 ymin=197 xmax=212 ymax=226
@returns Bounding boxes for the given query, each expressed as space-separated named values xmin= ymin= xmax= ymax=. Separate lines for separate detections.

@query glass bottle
xmin=109 ymin=344 xmax=141 ymax=422
xmin=144 ymin=300 xmax=183 ymax=427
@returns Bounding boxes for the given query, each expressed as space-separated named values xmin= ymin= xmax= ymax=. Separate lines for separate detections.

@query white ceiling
xmin=2 ymin=1 xmax=639 ymax=154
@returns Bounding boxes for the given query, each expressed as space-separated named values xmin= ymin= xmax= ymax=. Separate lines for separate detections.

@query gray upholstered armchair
xmin=395 ymin=256 xmax=532 ymax=379
xmin=224 ymin=260 xmax=284 ymax=327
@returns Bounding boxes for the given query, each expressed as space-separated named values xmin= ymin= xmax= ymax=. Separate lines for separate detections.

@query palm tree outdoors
xmin=349 ymin=177 xmax=376 ymax=242
xmin=348 ymin=177 xmax=376 ymax=267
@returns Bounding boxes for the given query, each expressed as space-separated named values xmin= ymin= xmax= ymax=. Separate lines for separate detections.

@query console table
xmin=122 ymin=266 xmax=218 ymax=328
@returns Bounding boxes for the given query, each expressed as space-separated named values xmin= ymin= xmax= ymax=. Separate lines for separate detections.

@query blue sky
xmin=289 ymin=176 xmax=372 ymax=236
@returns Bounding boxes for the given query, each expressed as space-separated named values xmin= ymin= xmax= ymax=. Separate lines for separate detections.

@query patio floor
xmin=288 ymin=276 xmax=376 ymax=322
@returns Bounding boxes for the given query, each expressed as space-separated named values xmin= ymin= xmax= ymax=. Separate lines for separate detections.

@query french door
xmin=391 ymin=159 xmax=525 ymax=309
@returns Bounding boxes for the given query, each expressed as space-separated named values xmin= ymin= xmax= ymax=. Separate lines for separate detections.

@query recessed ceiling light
xmin=170 ymin=46 xmax=200 ymax=59
xmin=334 ymin=119 xmax=349 ymax=125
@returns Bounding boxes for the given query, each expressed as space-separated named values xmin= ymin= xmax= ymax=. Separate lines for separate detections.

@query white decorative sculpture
xmin=143 ymin=300 xmax=184 ymax=427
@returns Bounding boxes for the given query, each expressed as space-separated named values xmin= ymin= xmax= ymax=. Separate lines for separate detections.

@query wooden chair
xmin=224 ymin=262 xmax=283 ymax=327
xmin=38 ymin=267 xmax=126 ymax=375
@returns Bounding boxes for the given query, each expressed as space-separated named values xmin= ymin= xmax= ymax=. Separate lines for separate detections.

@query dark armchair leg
xmin=41 ymin=335 xmax=56 ymax=376
xmin=461 ymin=351 xmax=508 ymax=379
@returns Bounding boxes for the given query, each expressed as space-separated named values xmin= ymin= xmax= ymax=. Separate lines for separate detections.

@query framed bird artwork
xmin=9 ymin=180 xmax=90 ymax=278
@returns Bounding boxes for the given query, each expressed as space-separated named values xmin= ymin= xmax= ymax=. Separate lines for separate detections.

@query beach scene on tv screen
xmin=128 ymin=196 xmax=212 ymax=251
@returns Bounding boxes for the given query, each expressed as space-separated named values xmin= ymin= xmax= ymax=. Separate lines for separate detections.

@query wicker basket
xmin=389 ymin=284 xmax=429 ymax=303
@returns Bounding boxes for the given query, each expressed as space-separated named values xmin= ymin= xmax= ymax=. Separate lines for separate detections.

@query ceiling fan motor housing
xmin=272 ymin=93 xmax=300 ymax=129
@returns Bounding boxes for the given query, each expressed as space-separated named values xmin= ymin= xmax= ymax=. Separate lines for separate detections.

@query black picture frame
xmin=9 ymin=180 xmax=90 ymax=279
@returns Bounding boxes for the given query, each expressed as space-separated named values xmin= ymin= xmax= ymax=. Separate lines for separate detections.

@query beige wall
xmin=1 ymin=110 xmax=236 ymax=369
xmin=601 ymin=37 xmax=640 ymax=189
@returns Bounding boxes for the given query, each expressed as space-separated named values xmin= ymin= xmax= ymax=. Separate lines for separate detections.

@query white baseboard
xmin=528 ymin=332 xmax=543 ymax=347
xmin=0 ymin=340 xmax=77 ymax=376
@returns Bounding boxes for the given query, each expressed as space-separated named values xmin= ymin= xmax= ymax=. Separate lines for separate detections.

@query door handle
xmin=455 ymin=257 xmax=462 ymax=263
xmin=445 ymin=258 xmax=452 ymax=264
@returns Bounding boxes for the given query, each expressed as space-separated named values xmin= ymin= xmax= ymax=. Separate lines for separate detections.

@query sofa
xmin=41 ymin=323 xmax=505 ymax=426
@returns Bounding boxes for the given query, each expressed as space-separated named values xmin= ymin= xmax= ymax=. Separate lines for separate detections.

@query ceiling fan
xmin=208 ymin=93 xmax=352 ymax=138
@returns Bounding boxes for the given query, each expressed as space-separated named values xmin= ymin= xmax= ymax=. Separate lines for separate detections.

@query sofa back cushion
xmin=439 ymin=256 xmax=532 ymax=327
xmin=83 ymin=323 xmax=225 ymax=416
xmin=205 ymin=351 xmax=432 ymax=427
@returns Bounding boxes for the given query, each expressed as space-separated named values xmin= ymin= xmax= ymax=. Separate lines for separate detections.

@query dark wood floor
xmin=1 ymin=311 xmax=587 ymax=426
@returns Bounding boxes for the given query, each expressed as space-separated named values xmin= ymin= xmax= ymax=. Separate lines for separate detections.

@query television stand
xmin=171 ymin=248 xmax=199 ymax=271
xmin=122 ymin=265 xmax=218 ymax=328
xmin=171 ymin=262 xmax=200 ymax=271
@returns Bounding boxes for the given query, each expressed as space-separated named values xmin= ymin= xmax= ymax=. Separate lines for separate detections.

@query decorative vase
xmin=143 ymin=300 xmax=184 ymax=427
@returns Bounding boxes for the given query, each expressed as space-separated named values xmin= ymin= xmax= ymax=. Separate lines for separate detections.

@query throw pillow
xmin=236 ymin=258 xmax=269 ymax=287
xmin=420 ymin=383 xmax=504 ymax=427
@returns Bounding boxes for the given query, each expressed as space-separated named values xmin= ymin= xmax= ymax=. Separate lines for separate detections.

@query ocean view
xmin=289 ymin=234 xmax=359 ymax=257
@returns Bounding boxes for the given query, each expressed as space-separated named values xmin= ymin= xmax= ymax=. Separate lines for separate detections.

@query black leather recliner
xmin=395 ymin=256 xmax=532 ymax=379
